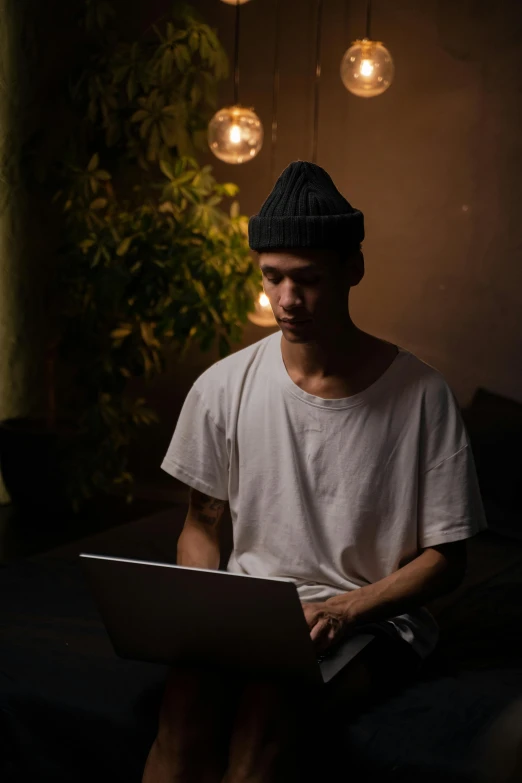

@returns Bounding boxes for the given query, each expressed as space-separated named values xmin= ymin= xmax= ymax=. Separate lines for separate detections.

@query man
xmin=143 ymin=161 xmax=487 ymax=783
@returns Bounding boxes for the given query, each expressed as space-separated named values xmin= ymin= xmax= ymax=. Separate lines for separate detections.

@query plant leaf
xmin=116 ymin=236 xmax=133 ymax=256
xmin=161 ymin=104 xmax=179 ymax=118
xmin=147 ymin=125 xmax=161 ymax=161
xmin=111 ymin=326 xmax=133 ymax=339
xmin=90 ymin=197 xmax=108 ymax=210
xmin=87 ymin=153 xmax=99 ymax=172
xmin=159 ymin=159 xmax=175 ymax=179
xmin=139 ymin=116 xmax=154 ymax=140
xmin=222 ymin=183 xmax=239 ymax=197
xmin=131 ymin=109 xmax=149 ymax=123
xmin=188 ymin=31 xmax=199 ymax=52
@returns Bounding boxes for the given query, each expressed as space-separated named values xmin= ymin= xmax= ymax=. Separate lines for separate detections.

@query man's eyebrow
xmin=260 ymin=264 xmax=317 ymax=273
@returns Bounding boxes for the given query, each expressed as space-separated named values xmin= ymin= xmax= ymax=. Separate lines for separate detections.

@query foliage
xmin=49 ymin=1 xmax=261 ymax=507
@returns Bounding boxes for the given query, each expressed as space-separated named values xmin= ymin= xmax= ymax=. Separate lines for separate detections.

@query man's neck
xmin=280 ymin=322 xmax=367 ymax=381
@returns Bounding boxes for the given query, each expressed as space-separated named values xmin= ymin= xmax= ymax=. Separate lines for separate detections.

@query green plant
xmin=49 ymin=0 xmax=261 ymax=507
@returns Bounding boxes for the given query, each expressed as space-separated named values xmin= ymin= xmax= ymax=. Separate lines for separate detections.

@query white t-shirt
xmin=162 ymin=332 xmax=487 ymax=659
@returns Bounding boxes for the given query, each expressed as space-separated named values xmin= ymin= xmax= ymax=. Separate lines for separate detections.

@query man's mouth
xmin=280 ymin=318 xmax=311 ymax=329
xmin=281 ymin=318 xmax=310 ymax=324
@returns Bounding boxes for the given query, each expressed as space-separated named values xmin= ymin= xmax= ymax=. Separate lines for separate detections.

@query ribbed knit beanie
xmin=248 ymin=161 xmax=364 ymax=254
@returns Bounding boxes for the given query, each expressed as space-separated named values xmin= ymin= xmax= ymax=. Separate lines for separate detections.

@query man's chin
xmin=281 ymin=332 xmax=313 ymax=343
xmin=279 ymin=319 xmax=314 ymax=338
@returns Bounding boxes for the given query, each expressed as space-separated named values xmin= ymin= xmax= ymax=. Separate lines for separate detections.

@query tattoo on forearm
xmin=189 ymin=489 xmax=226 ymax=528
xmin=198 ymin=512 xmax=219 ymax=526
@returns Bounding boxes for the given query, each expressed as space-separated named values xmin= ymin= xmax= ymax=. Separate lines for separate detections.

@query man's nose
xmin=278 ymin=281 xmax=304 ymax=309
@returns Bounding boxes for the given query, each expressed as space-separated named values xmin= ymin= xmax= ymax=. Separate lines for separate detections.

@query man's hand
xmin=301 ymin=600 xmax=356 ymax=654
xmin=300 ymin=542 xmax=468 ymax=651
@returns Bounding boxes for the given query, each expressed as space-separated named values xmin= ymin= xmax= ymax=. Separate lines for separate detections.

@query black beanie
xmin=248 ymin=161 xmax=364 ymax=254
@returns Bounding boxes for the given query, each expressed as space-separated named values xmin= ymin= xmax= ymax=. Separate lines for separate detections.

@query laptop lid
xmin=80 ymin=554 xmax=323 ymax=684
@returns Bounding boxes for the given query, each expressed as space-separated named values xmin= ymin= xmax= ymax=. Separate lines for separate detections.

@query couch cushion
xmin=2 ymin=555 xmax=522 ymax=783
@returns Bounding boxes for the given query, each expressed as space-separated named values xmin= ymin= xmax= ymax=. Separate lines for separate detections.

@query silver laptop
xmin=80 ymin=553 xmax=375 ymax=685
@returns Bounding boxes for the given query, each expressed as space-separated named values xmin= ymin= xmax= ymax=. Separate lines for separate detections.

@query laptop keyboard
xmin=317 ymin=638 xmax=344 ymax=664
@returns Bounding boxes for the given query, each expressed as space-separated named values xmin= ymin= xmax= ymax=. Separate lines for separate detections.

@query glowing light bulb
xmin=360 ymin=59 xmax=374 ymax=77
xmin=229 ymin=124 xmax=242 ymax=144
xmin=247 ymin=289 xmax=277 ymax=327
xmin=340 ymin=39 xmax=394 ymax=98
xmin=208 ymin=106 xmax=264 ymax=164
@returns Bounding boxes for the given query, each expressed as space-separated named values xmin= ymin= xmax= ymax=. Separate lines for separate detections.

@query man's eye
xmin=264 ymin=275 xmax=319 ymax=285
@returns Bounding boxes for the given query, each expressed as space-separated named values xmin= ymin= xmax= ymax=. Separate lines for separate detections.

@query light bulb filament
xmin=360 ymin=59 xmax=374 ymax=77
xmin=229 ymin=124 xmax=241 ymax=144
xmin=259 ymin=293 xmax=270 ymax=309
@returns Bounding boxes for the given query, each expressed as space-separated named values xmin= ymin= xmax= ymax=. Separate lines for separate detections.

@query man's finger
xmin=310 ymin=618 xmax=328 ymax=642
xmin=303 ymin=606 xmax=322 ymax=629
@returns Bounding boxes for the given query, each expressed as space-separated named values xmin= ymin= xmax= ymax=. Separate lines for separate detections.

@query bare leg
xmin=222 ymin=678 xmax=315 ymax=783
xmin=142 ymin=666 xmax=237 ymax=783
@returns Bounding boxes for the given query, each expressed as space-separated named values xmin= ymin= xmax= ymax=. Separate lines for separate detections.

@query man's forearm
xmin=326 ymin=546 xmax=465 ymax=627
xmin=177 ymin=489 xmax=227 ymax=570
xmin=177 ymin=522 xmax=221 ymax=570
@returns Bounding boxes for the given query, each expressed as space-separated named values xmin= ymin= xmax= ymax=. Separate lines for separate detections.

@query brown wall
xmin=131 ymin=0 xmax=522 ymax=484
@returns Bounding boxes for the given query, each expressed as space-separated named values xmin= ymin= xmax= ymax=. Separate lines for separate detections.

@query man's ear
xmin=346 ymin=249 xmax=364 ymax=287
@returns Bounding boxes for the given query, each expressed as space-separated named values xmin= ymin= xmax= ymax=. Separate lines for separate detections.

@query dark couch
xmin=2 ymin=506 xmax=522 ymax=783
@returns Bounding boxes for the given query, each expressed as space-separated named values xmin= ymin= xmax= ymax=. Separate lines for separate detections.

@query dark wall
xmin=3 ymin=0 xmax=520 ymax=490
xmin=132 ymin=0 xmax=522 ymax=484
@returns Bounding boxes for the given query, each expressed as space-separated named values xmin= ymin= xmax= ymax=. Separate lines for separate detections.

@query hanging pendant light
xmin=209 ymin=0 xmax=263 ymax=164
xmin=248 ymin=0 xmax=280 ymax=328
xmin=340 ymin=0 xmax=394 ymax=98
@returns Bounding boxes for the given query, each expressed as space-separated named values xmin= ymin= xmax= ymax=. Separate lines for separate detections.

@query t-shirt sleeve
xmin=418 ymin=378 xmax=487 ymax=549
xmin=161 ymin=383 xmax=229 ymax=501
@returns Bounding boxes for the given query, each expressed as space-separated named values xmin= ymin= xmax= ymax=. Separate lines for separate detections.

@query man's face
xmin=258 ymin=248 xmax=361 ymax=342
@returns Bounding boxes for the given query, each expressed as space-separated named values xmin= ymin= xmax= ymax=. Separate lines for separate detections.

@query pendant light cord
xmin=270 ymin=0 xmax=281 ymax=184
xmin=233 ymin=0 xmax=241 ymax=105
xmin=366 ymin=0 xmax=372 ymax=39
xmin=311 ymin=0 xmax=323 ymax=164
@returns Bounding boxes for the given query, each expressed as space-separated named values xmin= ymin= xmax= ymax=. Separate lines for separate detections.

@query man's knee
xmin=156 ymin=666 xmax=228 ymax=745
xmin=148 ymin=665 xmax=236 ymax=783
xmin=227 ymin=677 xmax=317 ymax=775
